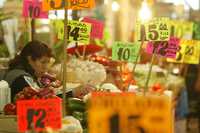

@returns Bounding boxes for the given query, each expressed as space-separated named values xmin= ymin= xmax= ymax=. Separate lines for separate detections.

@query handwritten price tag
xmin=135 ymin=18 xmax=170 ymax=41
xmin=170 ymin=20 xmax=193 ymax=40
xmin=23 ymin=0 xmax=48 ymax=18
xmin=42 ymin=0 xmax=95 ymax=11
xmin=112 ymin=42 xmax=140 ymax=62
xmin=17 ymin=98 xmax=62 ymax=132
xmin=183 ymin=40 xmax=200 ymax=64
xmin=167 ymin=40 xmax=200 ymax=64
xmin=146 ymin=18 xmax=170 ymax=41
xmin=193 ymin=22 xmax=200 ymax=40
xmin=89 ymin=92 xmax=173 ymax=133
xmin=55 ymin=20 xmax=91 ymax=44
xmin=82 ymin=17 xmax=104 ymax=39
xmin=146 ymin=37 xmax=180 ymax=58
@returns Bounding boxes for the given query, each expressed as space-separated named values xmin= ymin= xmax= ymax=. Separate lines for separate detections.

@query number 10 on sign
xmin=112 ymin=42 xmax=140 ymax=62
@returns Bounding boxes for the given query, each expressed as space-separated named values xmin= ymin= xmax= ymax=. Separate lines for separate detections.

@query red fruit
xmin=38 ymin=88 xmax=55 ymax=98
xmin=3 ymin=103 xmax=16 ymax=115
xmin=152 ymin=83 xmax=162 ymax=91
xmin=15 ymin=92 xmax=26 ymax=101
xmin=40 ymin=77 xmax=51 ymax=86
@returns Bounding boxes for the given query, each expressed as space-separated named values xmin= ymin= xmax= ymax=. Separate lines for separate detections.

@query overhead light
xmin=139 ymin=0 xmax=152 ymax=22
xmin=112 ymin=1 xmax=120 ymax=12
xmin=104 ymin=0 xmax=108 ymax=5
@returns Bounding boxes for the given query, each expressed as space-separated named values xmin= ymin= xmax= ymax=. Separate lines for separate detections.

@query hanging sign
xmin=42 ymin=0 xmax=95 ymax=11
xmin=23 ymin=0 xmax=48 ymax=18
xmin=82 ymin=17 xmax=104 ymax=39
xmin=112 ymin=42 xmax=140 ymax=62
xmin=170 ymin=20 xmax=193 ymax=40
xmin=167 ymin=40 xmax=200 ymax=64
xmin=55 ymin=20 xmax=91 ymax=44
xmin=17 ymin=98 xmax=62 ymax=132
xmin=146 ymin=37 xmax=180 ymax=58
xmin=135 ymin=18 xmax=170 ymax=42
xmin=88 ymin=92 xmax=173 ymax=133
xmin=193 ymin=22 xmax=200 ymax=40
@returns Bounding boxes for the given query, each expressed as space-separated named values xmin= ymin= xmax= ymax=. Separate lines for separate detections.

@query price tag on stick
xmin=23 ymin=0 xmax=48 ymax=18
xmin=17 ymin=98 xmax=62 ymax=132
xmin=112 ymin=42 xmax=140 ymax=62
xmin=42 ymin=0 xmax=95 ymax=11
xmin=170 ymin=20 xmax=193 ymax=40
xmin=56 ymin=20 xmax=91 ymax=44
xmin=193 ymin=22 xmax=200 ymax=40
xmin=146 ymin=18 xmax=170 ymax=41
xmin=146 ymin=37 xmax=180 ymax=58
xmin=89 ymin=92 xmax=173 ymax=133
xmin=82 ymin=17 xmax=104 ymax=39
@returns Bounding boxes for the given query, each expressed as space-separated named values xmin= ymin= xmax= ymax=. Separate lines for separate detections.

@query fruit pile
xmin=3 ymin=87 xmax=57 ymax=115
xmin=67 ymin=58 xmax=106 ymax=86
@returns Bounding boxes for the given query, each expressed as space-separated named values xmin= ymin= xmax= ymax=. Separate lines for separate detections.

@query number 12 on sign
xmin=112 ymin=42 xmax=140 ymax=62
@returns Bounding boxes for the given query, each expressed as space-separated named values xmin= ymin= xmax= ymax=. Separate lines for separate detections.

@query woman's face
xmin=28 ymin=56 xmax=50 ymax=77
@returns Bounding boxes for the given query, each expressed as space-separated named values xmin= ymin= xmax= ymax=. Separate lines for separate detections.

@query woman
xmin=4 ymin=40 xmax=53 ymax=102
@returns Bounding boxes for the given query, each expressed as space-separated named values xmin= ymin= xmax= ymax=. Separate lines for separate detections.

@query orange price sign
xmin=42 ymin=0 xmax=95 ymax=11
xmin=17 ymin=98 xmax=62 ymax=132
xmin=88 ymin=92 xmax=173 ymax=133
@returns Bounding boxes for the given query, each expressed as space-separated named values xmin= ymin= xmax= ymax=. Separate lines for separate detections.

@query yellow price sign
xmin=88 ymin=92 xmax=173 ymax=133
xmin=167 ymin=40 xmax=200 ymax=64
xmin=135 ymin=18 xmax=170 ymax=42
xmin=42 ymin=0 xmax=95 ymax=11
xmin=183 ymin=40 xmax=200 ymax=64
xmin=170 ymin=20 xmax=193 ymax=40
xmin=53 ymin=20 xmax=91 ymax=44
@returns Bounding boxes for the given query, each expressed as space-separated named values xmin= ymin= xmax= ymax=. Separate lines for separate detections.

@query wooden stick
xmin=62 ymin=2 xmax=68 ymax=117
xmin=82 ymin=44 xmax=87 ymax=60
xmin=75 ymin=42 xmax=82 ymax=59
xmin=144 ymin=53 xmax=156 ymax=94
xmin=127 ymin=24 xmax=145 ymax=90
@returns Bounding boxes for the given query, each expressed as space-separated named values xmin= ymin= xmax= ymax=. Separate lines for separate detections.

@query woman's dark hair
xmin=9 ymin=40 xmax=53 ymax=69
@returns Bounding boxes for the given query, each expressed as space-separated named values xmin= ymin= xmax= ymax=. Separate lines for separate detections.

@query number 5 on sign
xmin=112 ymin=42 xmax=140 ymax=62
xmin=23 ymin=0 xmax=48 ymax=18
xmin=146 ymin=18 xmax=170 ymax=41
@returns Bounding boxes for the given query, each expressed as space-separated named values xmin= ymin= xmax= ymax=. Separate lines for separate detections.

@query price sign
xmin=135 ymin=20 xmax=148 ymax=42
xmin=170 ymin=20 xmax=193 ymax=40
xmin=146 ymin=18 xmax=170 ymax=41
xmin=55 ymin=20 xmax=91 ymax=44
xmin=23 ymin=0 xmax=48 ymax=18
xmin=135 ymin=18 xmax=170 ymax=41
xmin=112 ymin=42 xmax=140 ymax=62
xmin=146 ymin=37 xmax=180 ymax=58
xmin=193 ymin=22 xmax=200 ymax=40
xmin=167 ymin=40 xmax=200 ymax=64
xmin=17 ymin=98 xmax=62 ymax=132
xmin=82 ymin=17 xmax=104 ymax=39
xmin=183 ymin=40 xmax=200 ymax=64
xmin=42 ymin=0 xmax=95 ymax=11
xmin=88 ymin=92 xmax=173 ymax=133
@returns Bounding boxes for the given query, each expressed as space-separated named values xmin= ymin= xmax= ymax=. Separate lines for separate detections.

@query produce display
xmin=66 ymin=58 xmax=106 ymax=86
xmin=3 ymin=86 xmax=57 ymax=115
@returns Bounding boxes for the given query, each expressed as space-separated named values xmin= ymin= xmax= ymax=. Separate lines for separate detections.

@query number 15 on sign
xmin=112 ymin=42 xmax=140 ymax=62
